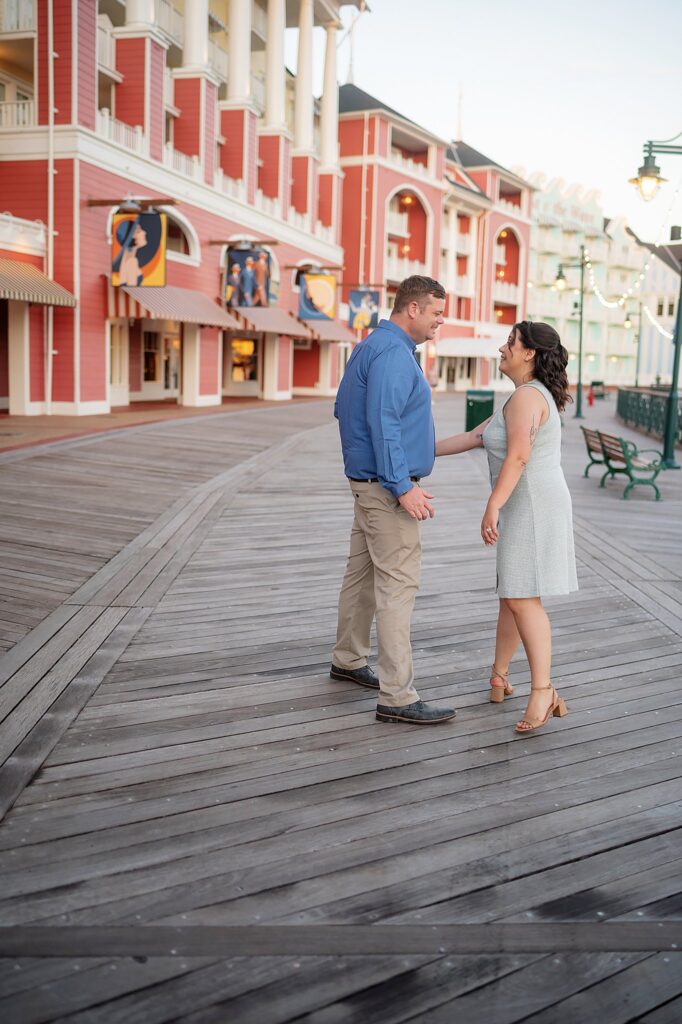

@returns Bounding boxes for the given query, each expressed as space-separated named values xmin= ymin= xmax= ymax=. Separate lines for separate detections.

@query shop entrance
xmin=142 ymin=330 xmax=180 ymax=400
xmin=223 ymin=334 xmax=260 ymax=397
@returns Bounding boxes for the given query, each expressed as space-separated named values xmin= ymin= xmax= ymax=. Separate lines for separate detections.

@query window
xmin=167 ymin=219 xmax=190 ymax=255
xmin=669 ymin=302 xmax=675 ymax=317
xmin=230 ymin=338 xmax=258 ymax=382
xmin=657 ymin=301 xmax=664 ymax=316
xmin=143 ymin=332 xmax=160 ymax=382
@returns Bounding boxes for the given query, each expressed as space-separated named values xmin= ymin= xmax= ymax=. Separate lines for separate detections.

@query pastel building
xmin=0 ymin=0 xmax=359 ymax=415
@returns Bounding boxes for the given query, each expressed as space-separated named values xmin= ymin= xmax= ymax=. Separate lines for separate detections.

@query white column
xmin=8 ymin=301 xmax=32 ymax=415
xmin=180 ymin=324 xmax=200 ymax=405
xmin=446 ymin=206 xmax=457 ymax=291
xmin=319 ymin=20 xmax=339 ymax=168
xmin=294 ymin=0 xmax=314 ymax=151
xmin=126 ymin=0 xmax=155 ymax=26
xmin=227 ymin=0 xmax=252 ymax=101
xmin=264 ymin=0 xmax=286 ymax=128
xmin=183 ymin=0 xmax=209 ymax=69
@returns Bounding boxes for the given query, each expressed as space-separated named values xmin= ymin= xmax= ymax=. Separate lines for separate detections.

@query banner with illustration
xmin=225 ymin=248 xmax=271 ymax=308
xmin=348 ymin=289 xmax=380 ymax=330
xmin=112 ymin=212 xmax=167 ymax=287
xmin=299 ymin=272 xmax=336 ymax=320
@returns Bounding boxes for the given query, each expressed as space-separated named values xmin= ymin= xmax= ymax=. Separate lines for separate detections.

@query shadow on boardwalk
xmin=0 ymin=394 xmax=681 ymax=1023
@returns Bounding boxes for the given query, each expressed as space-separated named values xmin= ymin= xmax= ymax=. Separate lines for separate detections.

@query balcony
xmin=163 ymin=142 xmax=202 ymax=180
xmin=585 ymin=239 xmax=608 ymax=262
xmin=0 ymin=99 xmax=34 ymax=128
xmin=155 ymin=0 xmax=183 ymax=46
xmin=387 ymin=211 xmax=409 ymax=237
xmin=287 ymin=207 xmax=311 ymax=233
xmin=215 ymin=168 xmax=247 ymax=202
xmin=455 ymin=275 xmax=473 ymax=297
xmin=1 ymin=0 xmax=35 ymax=32
xmin=386 ymin=254 xmax=428 ymax=281
xmin=97 ymin=109 xmax=148 ymax=154
xmin=254 ymin=189 xmax=281 ymax=219
xmin=455 ymin=233 xmax=471 ymax=255
xmin=493 ymin=280 xmax=519 ymax=304
xmin=97 ymin=18 xmax=116 ymax=74
xmin=208 ymin=39 xmax=228 ymax=81
xmin=251 ymin=71 xmax=266 ymax=115
xmin=389 ymin=149 xmax=431 ymax=179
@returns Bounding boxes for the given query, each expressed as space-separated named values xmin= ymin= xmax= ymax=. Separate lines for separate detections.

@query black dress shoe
xmin=376 ymin=700 xmax=457 ymax=724
xmin=329 ymin=664 xmax=380 ymax=689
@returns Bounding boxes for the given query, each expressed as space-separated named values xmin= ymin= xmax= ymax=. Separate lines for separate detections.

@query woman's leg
xmin=504 ymin=597 xmax=555 ymax=728
xmin=492 ymin=598 xmax=521 ymax=688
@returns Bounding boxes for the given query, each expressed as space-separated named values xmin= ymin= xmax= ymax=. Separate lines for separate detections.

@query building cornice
xmin=339 ymin=154 xmax=447 ymax=192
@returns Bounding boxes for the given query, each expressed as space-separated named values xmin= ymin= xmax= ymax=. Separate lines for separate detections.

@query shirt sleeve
xmin=366 ymin=348 xmax=415 ymax=497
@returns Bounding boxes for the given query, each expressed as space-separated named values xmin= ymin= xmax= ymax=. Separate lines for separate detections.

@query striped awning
xmin=234 ymin=306 xmax=314 ymax=339
xmin=303 ymin=318 xmax=357 ymax=344
xmin=0 ymin=258 xmax=76 ymax=307
xmin=119 ymin=285 xmax=240 ymax=328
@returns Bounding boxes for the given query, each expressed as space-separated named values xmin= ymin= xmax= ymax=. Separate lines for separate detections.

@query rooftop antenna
xmin=339 ymin=1 xmax=366 ymax=85
xmin=456 ymin=84 xmax=463 ymax=140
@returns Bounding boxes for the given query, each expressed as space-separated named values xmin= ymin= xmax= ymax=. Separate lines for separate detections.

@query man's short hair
xmin=393 ymin=276 xmax=446 ymax=313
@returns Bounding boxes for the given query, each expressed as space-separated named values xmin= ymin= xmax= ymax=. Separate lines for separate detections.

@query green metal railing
xmin=617 ymin=387 xmax=682 ymax=446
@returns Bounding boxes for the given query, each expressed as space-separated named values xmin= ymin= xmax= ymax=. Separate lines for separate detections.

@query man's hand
xmin=398 ymin=484 xmax=435 ymax=521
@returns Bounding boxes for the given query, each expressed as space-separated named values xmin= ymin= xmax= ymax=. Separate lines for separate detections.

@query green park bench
xmin=596 ymin=430 xmax=663 ymax=500
xmin=579 ymin=426 xmax=606 ymax=477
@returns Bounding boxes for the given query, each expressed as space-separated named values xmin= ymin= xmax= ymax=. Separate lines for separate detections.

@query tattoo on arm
xmin=529 ymin=416 xmax=538 ymax=447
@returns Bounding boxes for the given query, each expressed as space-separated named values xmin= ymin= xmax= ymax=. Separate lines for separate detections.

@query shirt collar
xmin=379 ymin=319 xmax=417 ymax=350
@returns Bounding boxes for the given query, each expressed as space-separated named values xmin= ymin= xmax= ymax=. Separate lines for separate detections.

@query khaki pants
xmin=332 ymin=480 xmax=421 ymax=707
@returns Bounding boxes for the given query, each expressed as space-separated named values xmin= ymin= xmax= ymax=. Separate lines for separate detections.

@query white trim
xmin=339 ymin=153 xmax=447 ymax=193
xmin=144 ymin=35 xmax=151 ymax=140
xmin=199 ymin=76 xmax=206 ymax=172
xmin=0 ymin=212 xmax=46 ymax=256
xmin=73 ymin=156 xmax=80 ymax=404
xmin=0 ymin=125 xmax=343 ymax=262
xmin=51 ymin=400 xmax=111 ymax=415
xmin=72 ymin=0 xmax=78 ymax=126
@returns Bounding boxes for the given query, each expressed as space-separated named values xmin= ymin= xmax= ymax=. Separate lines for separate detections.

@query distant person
xmin=254 ymin=251 xmax=269 ymax=306
xmin=227 ymin=263 xmax=242 ymax=307
xmin=436 ymin=320 xmax=577 ymax=734
xmin=331 ymin=276 xmax=456 ymax=726
xmin=240 ymin=257 xmax=256 ymax=306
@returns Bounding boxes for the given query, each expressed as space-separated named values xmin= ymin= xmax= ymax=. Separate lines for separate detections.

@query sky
xmin=284 ymin=0 xmax=682 ymax=242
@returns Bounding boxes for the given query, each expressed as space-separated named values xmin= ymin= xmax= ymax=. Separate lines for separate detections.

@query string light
xmin=642 ymin=303 xmax=674 ymax=339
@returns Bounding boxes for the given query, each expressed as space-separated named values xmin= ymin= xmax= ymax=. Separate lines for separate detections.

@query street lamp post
xmin=555 ymin=244 xmax=585 ymax=418
xmin=630 ymin=132 xmax=682 ymax=469
xmin=624 ymin=300 xmax=643 ymax=388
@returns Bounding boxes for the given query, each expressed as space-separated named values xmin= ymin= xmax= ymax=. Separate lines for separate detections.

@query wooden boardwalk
xmin=0 ymin=394 xmax=681 ymax=1023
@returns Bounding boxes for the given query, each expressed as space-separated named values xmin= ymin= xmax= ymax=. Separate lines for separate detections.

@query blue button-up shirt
xmin=334 ymin=319 xmax=435 ymax=497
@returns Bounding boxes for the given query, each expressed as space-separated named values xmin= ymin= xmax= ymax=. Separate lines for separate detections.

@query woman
xmin=436 ymin=320 xmax=578 ymax=734
xmin=112 ymin=218 xmax=148 ymax=286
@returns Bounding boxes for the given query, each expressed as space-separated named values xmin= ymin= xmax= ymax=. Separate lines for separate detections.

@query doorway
xmin=109 ymin=322 xmax=128 ymax=406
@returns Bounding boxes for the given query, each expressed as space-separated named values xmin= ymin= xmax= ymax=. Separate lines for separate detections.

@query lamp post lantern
xmin=555 ymin=244 xmax=586 ymax=419
xmin=630 ymin=132 xmax=682 ymax=468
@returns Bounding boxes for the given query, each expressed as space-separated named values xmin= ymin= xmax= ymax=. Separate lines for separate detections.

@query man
xmin=226 ymin=263 xmax=242 ymax=308
xmin=240 ymin=256 xmax=256 ymax=306
xmin=253 ymin=251 xmax=269 ymax=307
xmin=331 ymin=276 xmax=456 ymax=725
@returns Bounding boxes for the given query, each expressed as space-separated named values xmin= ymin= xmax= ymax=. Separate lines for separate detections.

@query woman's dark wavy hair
xmin=512 ymin=320 xmax=572 ymax=411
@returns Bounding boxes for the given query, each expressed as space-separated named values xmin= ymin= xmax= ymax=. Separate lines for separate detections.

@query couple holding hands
xmin=330 ymin=275 xmax=577 ymax=734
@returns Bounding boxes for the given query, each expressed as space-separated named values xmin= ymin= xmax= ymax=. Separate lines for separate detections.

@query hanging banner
xmin=348 ymin=289 xmax=380 ymax=329
xmin=225 ymin=248 xmax=271 ymax=308
xmin=299 ymin=272 xmax=336 ymax=320
xmin=112 ymin=212 xmax=167 ymax=287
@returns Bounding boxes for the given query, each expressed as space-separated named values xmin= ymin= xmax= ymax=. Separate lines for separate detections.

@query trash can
xmin=465 ymin=389 xmax=494 ymax=431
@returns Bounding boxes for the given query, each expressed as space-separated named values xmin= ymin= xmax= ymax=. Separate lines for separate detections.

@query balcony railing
xmin=251 ymin=72 xmax=266 ymax=115
xmin=287 ymin=208 xmax=311 ymax=233
xmin=386 ymin=255 xmax=428 ymax=280
xmin=214 ymin=168 xmax=247 ymax=202
xmin=0 ymin=99 xmax=35 ymax=128
xmin=389 ymin=149 xmax=431 ymax=179
xmin=1 ymin=0 xmax=35 ymax=32
xmin=208 ymin=39 xmax=228 ymax=81
xmin=254 ymin=189 xmax=281 ymax=218
xmin=97 ymin=109 xmax=148 ymax=154
xmin=455 ymin=275 xmax=473 ymax=297
xmin=314 ymin=220 xmax=335 ymax=244
xmin=617 ymin=387 xmax=682 ymax=446
xmin=387 ymin=211 xmax=409 ymax=237
xmin=455 ymin=233 xmax=471 ymax=255
xmin=163 ymin=67 xmax=174 ymax=108
xmin=155 ymin=0 xmax=183 ymax=45
xmin=252 ymin=0 xmax=268 ymax=38
xmin=493 ymin=280 xmax=519 ymax=304
xmin=163 ymin=142 xmax=202 ymax=180
xmin=97 ymin=20 xmax=116 ymax=72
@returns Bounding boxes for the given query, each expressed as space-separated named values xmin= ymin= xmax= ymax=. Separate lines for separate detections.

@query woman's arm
xmin=481 ymin=390 xmax=548 ymax=544
xmin=436 ymin=416 xmax=492 ymax=456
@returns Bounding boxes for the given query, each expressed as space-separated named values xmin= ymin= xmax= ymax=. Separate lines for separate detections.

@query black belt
xmin=349 ymin=476 xmax=421 ymax=483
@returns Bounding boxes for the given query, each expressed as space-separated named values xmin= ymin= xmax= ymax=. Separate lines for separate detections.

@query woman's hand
xmin=481 ymin=502 xmax=499 ymax=545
